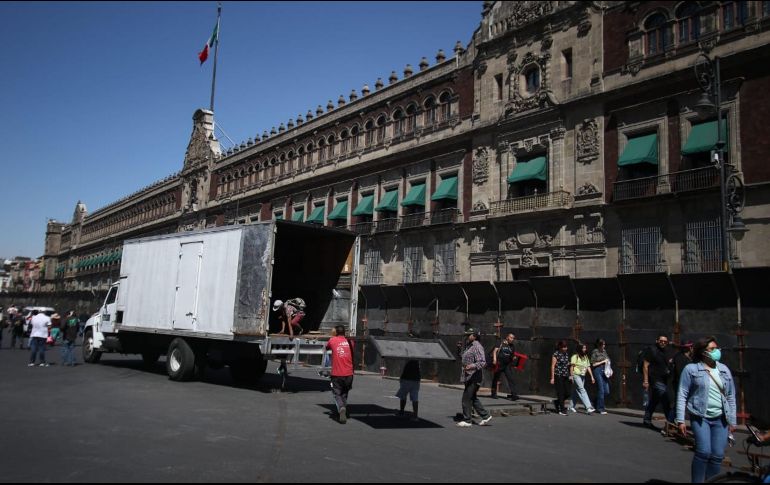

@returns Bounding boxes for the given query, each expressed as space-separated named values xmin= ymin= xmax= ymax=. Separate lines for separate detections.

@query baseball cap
xmin=464 ymin=327 xmax=479 ymax=336
xmin=272 ymin=300 xmax=283 ymax=311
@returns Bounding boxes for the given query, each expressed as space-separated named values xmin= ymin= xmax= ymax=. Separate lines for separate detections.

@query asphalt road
xmin=0 ymin=341 xmax=744 ymax=483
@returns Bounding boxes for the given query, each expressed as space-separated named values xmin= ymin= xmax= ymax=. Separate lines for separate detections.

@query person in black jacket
xmin=396 ymin=360 xmax=421 ymax=421
xmin=491 ymin=333 xmax=519 ymax=400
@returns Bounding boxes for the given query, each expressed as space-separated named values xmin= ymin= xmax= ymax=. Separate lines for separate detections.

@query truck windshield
xmin=105 ymin=287 xmax=117 ymax=305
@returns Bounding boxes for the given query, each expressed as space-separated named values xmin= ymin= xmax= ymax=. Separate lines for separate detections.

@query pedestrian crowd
xmin=0 ymin=304 xmax=85 ymax=367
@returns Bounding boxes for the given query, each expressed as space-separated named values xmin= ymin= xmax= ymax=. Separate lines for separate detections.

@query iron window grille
xmin=619 ymin=225 xmax=665 ymax=274
xmin=433 ymin=240 xmax=456 ymax=282
xmin=363 ymin=248 xmax=382 ymax=285
xmin=403 ymin=246 xmax=424 ymax=284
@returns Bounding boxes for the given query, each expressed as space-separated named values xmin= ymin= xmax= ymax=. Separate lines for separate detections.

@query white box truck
xmin=82 ymin=221 xmax=360 ymax=383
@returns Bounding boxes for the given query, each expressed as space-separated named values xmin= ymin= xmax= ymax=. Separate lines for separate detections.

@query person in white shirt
xmin=28 ymin=310 xmax=51 ymax=367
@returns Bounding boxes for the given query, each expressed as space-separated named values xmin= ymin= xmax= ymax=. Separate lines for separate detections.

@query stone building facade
xmin=40 ymin=2 xmax=770 ymax=421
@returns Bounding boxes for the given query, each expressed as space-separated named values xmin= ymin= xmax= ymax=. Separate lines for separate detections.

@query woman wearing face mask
xmin=676 ymin=337 xmax=736 ymax=483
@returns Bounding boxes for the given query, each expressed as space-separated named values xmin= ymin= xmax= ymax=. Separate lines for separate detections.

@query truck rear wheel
xmin=166 ymin=338 xmax=198 ymax=381
xmin=229 ymin=358 xmax=267 ymax=385
xmin=82 ymin=329 xmax=102 ymax=364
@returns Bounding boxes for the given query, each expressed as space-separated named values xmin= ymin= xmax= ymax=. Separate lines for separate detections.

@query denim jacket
xmin=676 ymin=362 xmax=736 ymax=426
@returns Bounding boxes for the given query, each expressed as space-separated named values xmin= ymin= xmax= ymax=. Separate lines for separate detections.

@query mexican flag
xmin=198 ymin=21 xmax=219 ymax=65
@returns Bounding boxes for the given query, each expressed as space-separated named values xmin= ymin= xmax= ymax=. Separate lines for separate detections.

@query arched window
xmin=340 ymin=130 xmax=349 ymax=155
xmin=364 ymin=120 xmax=375 ymax=147
xmin=424 ymin=96 xmax=436 ymax=126
xmin=376 ymin=115 xmax=387 ymax=143
xmin=722 ymin=1 xmax=748 ymax=30
xmin=297 ymin=147 xmax=305 ymax=169
xmin=645 ymin=13 xmax=671 ymax=56
xmin=350 ymin=125 xmax=360 ymax=150
xmin=438 ymin=92 xmax=452 ymax=122
xmin=327 ymin=134 xmax=336 ymax=159
xmin=677 ymin=3 xmax=700 ymax=44
xmin=318 ymin=138 xmax=326 ymax=162
xmin=405 ymin=104 xmax=417 ymax=133
xmin=393 ymin=108 xmax=404 ymax=136
xmin=307 ymin=142 xmax=315 ymax=165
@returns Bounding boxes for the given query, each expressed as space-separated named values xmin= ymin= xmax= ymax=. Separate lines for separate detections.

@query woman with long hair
xmin=569 ymin=342 xmax=595 ymax=413
xmin=676 ymin=336 xmax=736 ymax=483
xmin=550 ymin=340 xmax=571 ymax=415
xmin=590 ymin=338 xmax=611 ymax=415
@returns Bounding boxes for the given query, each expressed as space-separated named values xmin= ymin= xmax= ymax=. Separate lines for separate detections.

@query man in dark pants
xmin=491 ymin=333 xmax=519 ymax=400
xmin=326 ymin=325 xmax=354 ymax=424
xmin=643 ymin=334 xmax=675 ymax=428
xmin=457 ymin=328 xmax=492 ymax=428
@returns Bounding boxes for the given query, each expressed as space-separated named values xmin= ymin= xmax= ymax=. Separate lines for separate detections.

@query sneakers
xmin=558 ymin=411 xmax=568 ymax=416
xmin=456 ymin=421 xmax=472 ymax=428
xmin=568 ymin=407 xmax=577 ymax=413
xmin=479 ymin=416 xmax=493 ymax=426
xmin=599 ymin=411 xmax=608 ymax=415
xmin=338 ymin=407 xmax=347 ymax=424
xmin=508 ymin=395 xmax=520 ymax=401
xmin=27 ymin=363 xmax=34 ymax=367
xmin=586 ymin=408 xmax=596 ymax=414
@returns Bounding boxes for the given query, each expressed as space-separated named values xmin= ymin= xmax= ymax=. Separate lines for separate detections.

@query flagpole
xmin=209 ymin=3 xmax=221 ymax=113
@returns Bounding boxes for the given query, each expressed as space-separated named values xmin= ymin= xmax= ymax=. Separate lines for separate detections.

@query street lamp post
xmin=694 ymin=52 xmax=747 ymax=273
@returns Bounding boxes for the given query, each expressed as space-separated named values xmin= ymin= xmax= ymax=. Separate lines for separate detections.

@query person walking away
xmin=550 ymin=340 xmax=571 ymax=415
xmin=326 ymin=325 xmax=354 ymax=424
xmin=11 ymin=313 xmax=25 ymax=349
xmin=569 ymin=342 xmax=595 ymax=413
xmin=676 ymin=337 xmax=736 ymax=483
xmin=590 ymin=338 xmax=611 ymax=415
xmin=396 ymin=360 xmax=421 ymax=422
xmin=456 ymin=328 xmax=492 ymax=427
xmin=61 ymin=311 xmax=79 ymax=366
xmin=28 ymin=310 xmax=51 ymax=367
xmin=491 ymin=333 xmax=519 ymax=400
xmin=643 ymin=334 xmax=675 ymax=428
xmin=672 ymin=341 xmax=694 ymax=399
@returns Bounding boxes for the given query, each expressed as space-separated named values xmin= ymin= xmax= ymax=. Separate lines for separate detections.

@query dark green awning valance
xmin=352 ymin=195 xmax=374 ymax=216
xmin=375 ymin=190 xmax=398 ymax=212
xmin=618 ymin=133 xmax=658 ymax=166
xmin=292 ymin=208 xmax=304 ymax=222
xmin=507 ymin=156 xmax=547 ymax=183
xmin=401 ymin=183 xmax=426 ymax=207
xmin=307 ymin=205 xmax=325 ymax=224
xmin=682 ymin=120 xmax=728 ymax=155
xmin=431 ymin=175 xmax=458 ymax=201
xmin=327 ymin=200 xmax=348 ymax=221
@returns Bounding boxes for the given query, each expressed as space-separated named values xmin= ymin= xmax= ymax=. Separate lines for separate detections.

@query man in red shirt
xmin=326 ymin=325 xmax=355 ymax=424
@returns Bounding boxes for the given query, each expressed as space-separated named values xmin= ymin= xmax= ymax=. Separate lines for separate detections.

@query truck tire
xmin=229 ymin=358 xmax=268 ymax=385
xmin=166 ymin=338 xmax=197 ymax=381
xmin=82 ymin=329 xmax=103 ymax=364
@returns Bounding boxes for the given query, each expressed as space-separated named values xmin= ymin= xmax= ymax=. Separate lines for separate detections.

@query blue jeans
xmin=571 ymin=375 xmax=593 ymax=410
xmin=593 ymin=365 xmax=610 ymax=411
xmin=60 ymin=341 xmax=76 ymax=365
xmin=29 ymin=337 xmax=47 ymax=364
xmin=690 ymin=415 xmax=728 ymax=483
xmin=644 ymin=380 xmax=674 ymax=423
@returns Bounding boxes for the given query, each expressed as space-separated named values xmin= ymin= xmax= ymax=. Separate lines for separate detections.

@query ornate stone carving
xmin=502 ymin=237 xmax=517 ymax=251
xmin=504 ymin=51 xmax=553 ymax=117
xmin=520 ymin=248 xmax=538 ymax=267
xmin=623 ymin=60 xmax=643 ymax=76
xmin=473 ymin=147 xmax=490 ymax=185
xmin=473 ymin=234 xmax=486 ymax=252
xmin=504 ymin=2 xmax=554 ymax=32
xmin=184 ymin=123 xmax=215 ymax=170
xmin=577 ymin=182 xmax=599 ymax=196
xmin=576 ymin=119 xmax=599 ymax=163
xmin=472 ymin=200 xmax=488 ymax=211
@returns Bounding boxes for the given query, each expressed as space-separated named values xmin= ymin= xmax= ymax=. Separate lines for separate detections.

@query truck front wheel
xmin=166 ymin=338 xmax=198 ymax=381
xmin=82 ymin=329 xmax=102 ymax=364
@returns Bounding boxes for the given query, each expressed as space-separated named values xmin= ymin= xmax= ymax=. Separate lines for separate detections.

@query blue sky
xmin=0 ymin=1 xmax=481 ymax=259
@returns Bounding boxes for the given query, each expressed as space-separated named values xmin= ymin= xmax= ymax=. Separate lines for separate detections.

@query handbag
xmin=604 ymin=359 xmax=614 ymax=378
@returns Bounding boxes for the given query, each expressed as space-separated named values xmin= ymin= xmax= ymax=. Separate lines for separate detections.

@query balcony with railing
xmin=430 ymin=208 xmax=460 ymax=225
xmin=489 ymin=190 xmax=573 ymax=218
xmin=349 ymin=221 xmax=374 ymax=235
xmin=400 ymin=212 xmax=427 ymax=230
xmin=374 ymin=218 xmax=399 ymax=233
xmin=613 ymin=166 xmax=719 ymax=202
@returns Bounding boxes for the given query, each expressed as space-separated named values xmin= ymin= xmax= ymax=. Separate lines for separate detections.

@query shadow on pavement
xmin=317 ymin=403 xmax=444 ymax=429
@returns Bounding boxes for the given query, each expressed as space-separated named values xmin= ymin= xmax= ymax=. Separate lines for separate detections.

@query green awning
xmin=401 ymin=183 xmax=425 ymax=207
xmin=682 ymin=120 xmax=728 ymax=155
xmin=618 ymin=133 xmax=658 ymax=166
xmin=431 ymin=175 xmax=458 ymax=201
xmin=275 ymin=213 xmax=284 ymax=221
xmin=375 ymin=190 xmax=399 ymax=212
xmin=352 ymin=195 xmax=374 ymax=216
xmin=507 ymin=156 xmax=548 ymax=183
xmin=327 ymin=200 xmax=348 ymax=221
xmin=292 ymin=208 xmax=304 ymax=222
xmin=307 ymin=205 xmax=325 ymax=224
